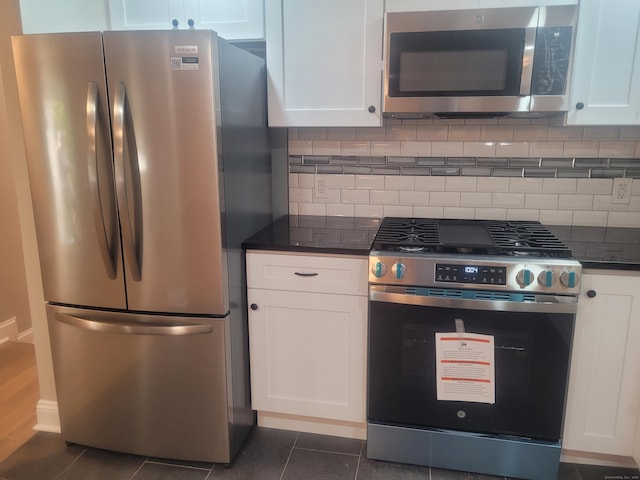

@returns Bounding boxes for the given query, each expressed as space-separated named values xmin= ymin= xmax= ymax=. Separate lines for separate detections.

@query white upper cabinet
xmin=19 ymin=0 xmax=110 ymax=33
xmin=265 ymin=0 xmax=383 ymax=127
xmin=566 ymin=0 xmax=640 ymax=125
xmin=108 ymin=0 xmax=265 ymax=40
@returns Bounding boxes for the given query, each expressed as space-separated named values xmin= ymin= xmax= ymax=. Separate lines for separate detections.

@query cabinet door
xmin=265 ymin=0 xmax=383 ymax=127
xmin=566 ymin=0 xmax=640 ymax=125
xmin=184 ymin=0 xmax=264 ymax=40
xmin=248 ymin=288 xmax=367 ymax=422
xmin=562 ymin=274 xmax=640 ymax=456
xmin=109 ymin=0 xmax=185 ymax=29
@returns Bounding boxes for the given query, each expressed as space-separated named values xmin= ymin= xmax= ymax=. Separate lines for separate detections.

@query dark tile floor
xmin=0 ymin=428 xmax=638 ymax=480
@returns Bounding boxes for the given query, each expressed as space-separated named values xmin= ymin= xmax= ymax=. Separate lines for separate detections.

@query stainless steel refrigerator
xmin=12 ymin=30 xmax=275 ymax=463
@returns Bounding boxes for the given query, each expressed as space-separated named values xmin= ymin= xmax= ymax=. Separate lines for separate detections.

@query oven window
xmin=368 ymin=300 xmax=574 ymax=442
xmin=388 ymin=29 xmax=526 ymax=97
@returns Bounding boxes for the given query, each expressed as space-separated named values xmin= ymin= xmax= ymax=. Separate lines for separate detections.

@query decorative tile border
xmin=289 ymin=155 xmax=640 ymax=179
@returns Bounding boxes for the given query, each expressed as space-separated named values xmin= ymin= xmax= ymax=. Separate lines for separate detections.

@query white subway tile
xmin=632 ymin=179 xmax=640 ymax=195
xmin=327 ymin=174 xmax=355 ymax=189
xmin=386 ymin=126 xmax=417 ymax=141
xmin=448 ymin=126 xmax=481 ymax=141
xmin=577 ymin=178 xmax=613 ymax=195
xmin=289 ymin=188 xmax=313 ymax=203
xmin=539 ymin=210 xmax=573 ymax=225
xmin=288 ymin=202 xmax=299 ymax=215
xmin=528 ymin=142 xmax=564 ymax=157
xmin=480 ymin=126 xmax=514 ymax=141
xmin=354 ymin=204 xmax=383 ymax=217
xmin=356 ymin=175 xmax=385 ymax=190
xmin=312 ymin=140 xmax=341 ymax=155
xmin=548 ymin=126 xmax=583 ymax=141
xmin=313 ymin=188 xmax=341 ymax=203
xmin=513 ymin=126 xmax=548 ymax=141
xmin=356 ymin=127 xmax=386 ymax=140
xmin=297 ymin=128 xmax=327 ymax=140
xmin=493 ymin=193 xmax=525 ymax=208
xmin=341 ymin=189 xmax=370 ymax=204
xmin=401 ymin=141 xmax=432 ymax=156
xmin=607 ymin=212 xmax=640 ymax=227
xmin=461 ymin=192 xmax=492 ymax=208
xmin=475 ymin=208 xmax=507 ymax=220
xmin=326 ymin=128 xmax=356 ymax=140
xmin=416 ymin=126 xmax=449 ymax=141
xmin=525 ymin=194 xmax=558 ymax=209
xmin=495 ymin=142 xmax=529 ymax=158
xmin=288 ymin=140 xmax=313 ymax=155
xmin=400 ymin=190 xmax=429 ymax=206
xmin=341 ymin=141 xmax=371 ymax=156
xmin=445 ymin=176 xmax=477 ymax=192
xmin=593 ymin=194 xmax=629 ymax=211
xmin=298 ymin=173 xmax=314 ymax=188
xmin=371 ymin=190 xmax=399 ymax=205
xmin=288 ymin=128 xmax=299 ymax=140
xmin=413 ymin=206 xmax=444 ymax=218
xmin=563 ymin=142 xmax=599 ymax=158
xmin=372 ymin=141 xmax=401 ymax=156
xmin=477 ymin=177 xmax=510 ymax=193
xmin=415 ymin=176 xmax=446 ymax=192
xmin=572 ymin=210 xmax=608 ymax=227
xmin=326 ymin=203 xmax=355 ymax=216
xmin=542 ymin=178 xmax=577 ymax=194
xmin=636 ymin=142 xmax=640 ymax=157
xmin=289 ymin=173 xmax=299 ymax=188
xmin=384 ymin=205 xmax=414 ymax=217
xmin=506 ymin=209 xmax=539 ymax=221
xmin=298 ymin=203 xmax=326 ymax=215
xmin=443 ymin=207 xmax=475 ymax=219
xmin=509 ymin=178 xmax=543 ymax=193
xmin=432 ymin=141 xmax=464 ymax=156
xmin=385 ymin=175 xmax=415 ymax=190
xmin=598 ymin=142 xmax=637 ymax=158
xmin=629 ymin=195 xmax=640 ymax=212
xmin=619 ymin=126 xmax=640 ymax=140
xmin=558 ymin=194 xmax=593 ymax=210
xmin=583 ymin=126 xmax=618 ymax=141
xmin=463 ymin=142 xmax=496 ymax=157
xmin=430 ymin=192 xmax=461 ymax=207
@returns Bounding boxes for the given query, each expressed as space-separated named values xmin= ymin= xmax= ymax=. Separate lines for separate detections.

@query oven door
xmin=383 ymin=9 xmax=537 ymax=114
xmin=368 ymin=286 xmax=576 ymax=442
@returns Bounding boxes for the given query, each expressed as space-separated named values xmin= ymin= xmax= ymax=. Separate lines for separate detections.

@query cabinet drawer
xmin=246 ymin=252 xmax=368 ymax=295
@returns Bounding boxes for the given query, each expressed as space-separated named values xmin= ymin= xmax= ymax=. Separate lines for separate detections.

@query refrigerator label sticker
xmin=175 ymin=45 xmax=198 ymax=54
xmin=435 ymin=332 xmax=495 ymax=404
xmin=170 ymin=57 xmax=199 ymax=71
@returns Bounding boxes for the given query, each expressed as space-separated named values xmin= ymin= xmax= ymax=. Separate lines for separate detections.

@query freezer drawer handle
xmin=113 ymin=81 xmax=143 ymax=281
xmin=55 ymin=312 xmax=213 ymax=336
xmin=87 ymin=82 xmax=118 ymax=279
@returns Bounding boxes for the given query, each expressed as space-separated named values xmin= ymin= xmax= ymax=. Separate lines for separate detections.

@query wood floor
xmin=0 ymin=341 xmax=39 ymax=463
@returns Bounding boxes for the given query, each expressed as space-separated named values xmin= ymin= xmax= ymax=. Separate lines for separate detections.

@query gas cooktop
xmin=372 ymin=217 xmax=572 ymax=258
xmin=369 ymin=218 xmax=581 ymax=294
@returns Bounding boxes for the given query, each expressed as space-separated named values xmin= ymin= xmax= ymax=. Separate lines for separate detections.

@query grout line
xmin=128 ymin=459 xmax=146 ymax=480
xmin=278 ymin=432 xmax=299 ymax=480
xmin=293 ymin=447 xmax=360 ymax=457
xmin=53 ymin=446 xmax=87 ymax=480
xmin=353 ymin=439 xmax=364 ymax=480
xmin=144 ymin=459 xmax=212 ymax=471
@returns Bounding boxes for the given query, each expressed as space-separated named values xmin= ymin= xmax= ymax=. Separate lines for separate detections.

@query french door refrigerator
xmin=12 ymin=30 xmax=275 ymax=463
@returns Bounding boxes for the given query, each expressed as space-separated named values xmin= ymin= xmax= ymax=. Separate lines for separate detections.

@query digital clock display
xmin=435 ymin=263 xmax=507 ymax=285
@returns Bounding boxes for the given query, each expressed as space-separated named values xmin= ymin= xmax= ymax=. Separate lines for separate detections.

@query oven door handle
xmin=369 ymin=285 xmax=578 ymax=314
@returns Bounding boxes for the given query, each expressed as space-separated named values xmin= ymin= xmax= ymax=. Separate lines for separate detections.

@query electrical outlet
xmin=612 ymin=178 xmax=632 ymax=204
xmin=315 ymin=175 xmax=328 ymax=199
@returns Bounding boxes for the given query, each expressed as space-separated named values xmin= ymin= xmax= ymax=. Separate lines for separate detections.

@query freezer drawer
xmin=47 ymin=304 xmax=233 ymax=463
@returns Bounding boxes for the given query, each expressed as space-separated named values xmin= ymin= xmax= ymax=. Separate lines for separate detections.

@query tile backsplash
xmin=287 ymin=117 xmax=640 ymax=227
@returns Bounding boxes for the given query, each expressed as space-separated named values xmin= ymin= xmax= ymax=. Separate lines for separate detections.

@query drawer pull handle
xmin=294 ymin=272 xmax=319 ymax=277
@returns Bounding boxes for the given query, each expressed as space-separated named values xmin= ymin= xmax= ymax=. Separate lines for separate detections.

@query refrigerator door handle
xmin=87 ymin=82 xmax=117 ymax=279
xmin=113 ymin=81 xmax=143 ymax=281
xmin=54 ymin=312 xmax=214 ymax=336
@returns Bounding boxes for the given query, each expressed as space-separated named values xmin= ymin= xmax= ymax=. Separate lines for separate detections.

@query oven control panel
xmin=435 ymin=264 xmax=506 ymax=285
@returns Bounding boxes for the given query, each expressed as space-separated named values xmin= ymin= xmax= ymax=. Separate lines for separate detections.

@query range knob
xmin=537 ymin=270 xmax=556 ymax=288
xmin=372 ymin=261 xmax=387 ymax=278
xmin=392 ymin=262 xmax=406 ymax=280
xmin=560 ymin=271 xmax=579 ymax=288
xmin=515 ymin=268 xmax=534 ymax=287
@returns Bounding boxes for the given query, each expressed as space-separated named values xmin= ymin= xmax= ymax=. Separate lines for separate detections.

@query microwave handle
xmin=520 ymin=27 xmax=537 ymax=96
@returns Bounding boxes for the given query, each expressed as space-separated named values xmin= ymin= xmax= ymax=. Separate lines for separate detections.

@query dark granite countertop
xmin=243 ymin=215 xmax=640 ymax=272
xmin=242 ymin=215 xmax=381 ymax=256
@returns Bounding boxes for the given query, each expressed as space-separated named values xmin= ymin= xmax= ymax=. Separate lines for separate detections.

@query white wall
xmin=19 ymin=0 xmax=110 ymax=33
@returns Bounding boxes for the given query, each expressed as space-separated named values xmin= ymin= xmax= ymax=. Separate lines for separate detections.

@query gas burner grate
xmin=372 ymin=218 xmax=573 ymax=258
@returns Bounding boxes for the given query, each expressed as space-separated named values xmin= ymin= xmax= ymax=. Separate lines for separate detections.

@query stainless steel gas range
xmin=366 ymin=218 xmax=581 ymax=480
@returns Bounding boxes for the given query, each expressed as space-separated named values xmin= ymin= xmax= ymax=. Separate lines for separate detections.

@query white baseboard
xmin=0 ymin=317 xmax=18 ymax=345
xmin=561 ymin=449 xmax=638 ymax=468
xmin=257 ymin=411 xmax=366 ymax=440
xmin=17 ymin=328 xmax=34 ymax=343
xmin=34 ymin=399 xmax=61 ymax=433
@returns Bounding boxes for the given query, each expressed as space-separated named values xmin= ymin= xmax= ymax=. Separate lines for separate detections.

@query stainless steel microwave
xmin=383 ymin=6 xmax=578 ymax=118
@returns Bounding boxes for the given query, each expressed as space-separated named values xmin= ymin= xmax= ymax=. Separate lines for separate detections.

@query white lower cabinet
xmin=563 ymin=272 xmax=640 ymax=460
xmin=246 ymin=251 xmax=368 ymax=439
